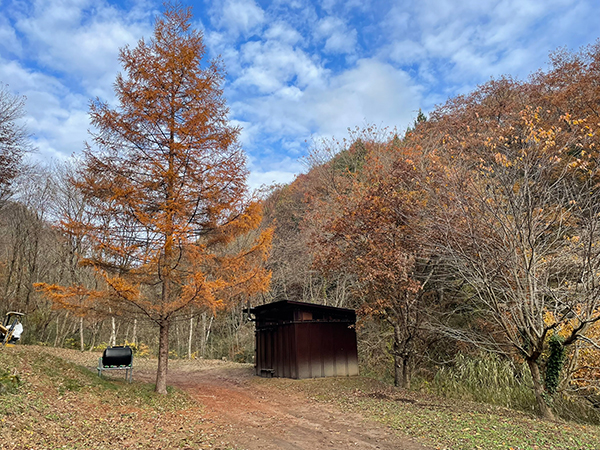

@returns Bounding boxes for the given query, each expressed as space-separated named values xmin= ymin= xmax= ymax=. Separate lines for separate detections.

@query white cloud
xmin=247 ymin=155 xmax=304 ymax=191
xmin=315 ymin=16 xmax=357 ymax=54
xmin=308 ymin=59 xmax=421 ymax=136
xmin=379 ymin=0 xmax=594 ymax=101
xmin=0 ymin=0 xmax=157 ymax=161
xmin=0 ymin=15 xmax=22 ymax=57
xmin=247 ymin=169 xmax=298 ymax=191
xmin=2 ymin=0 xmax=599 ymax=191
xmin=12 ymin=0 xmax=152 ymax=98
xmin=0 ymin=58 xmax=89 ymax=159
xmin=235 ymin=58 xmax=421 ymax=149
xmin=319 ymin=0 xmax=368 ymax=15
xmin=235 ymin=40 xmax=327 ymax=94
xmin=264 ymin=22 xmax=302 ymax=46
xmin=210 ymin=0 xmax=265 ymax=38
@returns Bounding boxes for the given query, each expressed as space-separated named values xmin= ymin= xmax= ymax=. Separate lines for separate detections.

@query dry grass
xmin=3 ymin=346 xmax=600 ymax=450
xmin=0 ymin=346 xmax=233 ymax=450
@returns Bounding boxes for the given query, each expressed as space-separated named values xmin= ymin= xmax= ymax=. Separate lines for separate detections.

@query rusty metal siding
xmin=294 ymin=322 xmax=358 ymax=378
xmin=255 ymin=322 xmax=298 ymax=378
xmin=252 ymin=300 xmax=358 ymax=379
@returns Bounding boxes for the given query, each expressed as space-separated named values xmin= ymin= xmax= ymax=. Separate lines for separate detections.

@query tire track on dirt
xmin=136 ymin=366 xmax=433 ymax=450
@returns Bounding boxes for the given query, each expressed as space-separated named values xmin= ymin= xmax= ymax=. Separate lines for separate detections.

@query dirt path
xmin=135 ymin=365 xmax=433 ymax=450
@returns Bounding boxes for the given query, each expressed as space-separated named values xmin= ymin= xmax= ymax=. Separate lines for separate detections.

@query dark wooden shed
xmin=248 ymin=300 xmax=359 ymax=379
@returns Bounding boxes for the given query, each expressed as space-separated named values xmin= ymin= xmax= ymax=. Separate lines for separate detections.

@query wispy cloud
xmin=1 ymin=0 xmax=156 ymax=160
xmin=209 ymin=0 xmax=265 ymax=38
xmin=315 ymin=16 xmax=357 ymax=54
xmin=0 ymin=0 xmax=597 ymax=188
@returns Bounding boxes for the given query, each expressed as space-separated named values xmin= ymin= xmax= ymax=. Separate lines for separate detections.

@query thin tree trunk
xmin=175 ymin=321 xmax=181 ymax=358
xmin=115 ymin=320 xmax=121 ymax=344
xmin=527 ymin=358 xmax=554 ymax=420
xmin=79 ymin=316 xmax=84 ymax=352
xmin=110 ymin=316 xmax=116 ymax=346
xmin=156 ymin=318 xmax=170 ymax=395
xmin=200 ymin=313 xmax=206 ymax=357
xmin=188 ymin=316 xmax=193 ymax=359
xmin=55 ymin=312 xmax=70 ymax=348
xmin=200 ymin=313 xmax=214 ymax=358
xmin=54 ymin=315 xmax=60 ymax=347
xmin=60 ymin=317 xmax=77 ymax=348
xmin=124 ymin=322 xmax=131 ymax=344
xmin=132 ymin=319 xmax=137 ymax=346
xmin=88 ymin=321 xmax=100 ymax=352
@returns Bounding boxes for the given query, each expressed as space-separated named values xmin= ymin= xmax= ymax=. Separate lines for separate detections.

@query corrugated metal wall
xmin=294 ymin=322 xmax=358 ymax=378
xmin=253 ymin=301 xmax=359 ymax=379
xmin=256 ymin=323 xmax=298 ymax=378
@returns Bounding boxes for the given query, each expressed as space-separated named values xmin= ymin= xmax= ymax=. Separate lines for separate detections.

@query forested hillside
xmin=2 ymin=14 xmax=600 ymax=420
xmin=263 ymin=42 xmax=600 ymax=421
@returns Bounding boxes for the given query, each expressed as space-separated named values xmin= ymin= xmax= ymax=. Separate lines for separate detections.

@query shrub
xmin=0 ymin=368 xmax=20 ymax=395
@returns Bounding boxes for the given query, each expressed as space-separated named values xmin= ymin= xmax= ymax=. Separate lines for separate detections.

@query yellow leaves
xmin=571 ymin=319 xmax=600 ymax=391
xmin=493 ymin=152 xmax=511 ymax=167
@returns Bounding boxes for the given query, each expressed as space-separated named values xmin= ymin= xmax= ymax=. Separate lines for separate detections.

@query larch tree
xmin=58 ymin=4 xmax=271 ymax=394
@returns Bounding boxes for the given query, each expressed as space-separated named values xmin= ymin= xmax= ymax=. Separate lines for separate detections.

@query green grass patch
xmin=263 ymin=375 xmax=600 ymax=450
xmin=0 ymin=367 xmax=20 ymax=395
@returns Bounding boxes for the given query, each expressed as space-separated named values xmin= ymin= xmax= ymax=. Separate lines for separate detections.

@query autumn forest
xmin=2 ymin=4 xmax=600 ymax=423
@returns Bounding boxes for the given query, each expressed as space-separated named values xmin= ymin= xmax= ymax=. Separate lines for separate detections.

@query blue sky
xmin=1 ymin=0 xmax=599 ymax=190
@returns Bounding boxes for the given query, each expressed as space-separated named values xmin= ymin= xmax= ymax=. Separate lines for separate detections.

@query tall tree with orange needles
xmin=60 ymin=3 xmax=271 ymax=394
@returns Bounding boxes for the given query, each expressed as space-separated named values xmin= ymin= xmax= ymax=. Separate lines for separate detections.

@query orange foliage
xmin=52 ymin=3 xmax=271 ymax=393
xmin=34 ymin=283 xmax=104 ymax=318
xmin=409 ymin=44 xmax=600 ymax=417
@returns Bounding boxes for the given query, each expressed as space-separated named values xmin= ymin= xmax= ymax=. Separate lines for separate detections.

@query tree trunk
xmin=393 ymin=324 xmax=411 ymax=389
xmin=88 ymin=321 xmax=100 ymax=352
xmin=132 ymin=319 xmax=137 ymax=346
xmin=393 ymin=354 xmax=411 ymax=389
xmin=394 ymin=354 xmax=402 ymax=387
xmin=55 ymin=312 xmax=70 ymax=348
xmin=110 ymin=316 xmax=116 ymax=346
xmin=175 ymin=320 xmax=181 ymax=357
xmin=200 ymin=312 xmax=213 ymax=357
xmin=124 ymin=322 xmax=131 ymax=344
xmin=402 ymin=356 xmax=411 ymax=389
xmin=53 ymin=315 xmax=60 ymax=347
xmin=527 ymin=358 xmax=554 ymax=420
xmin=155 ymin=318 xmax=170 ymax=394
xmin=188 ymin=316 xmax=193 ymax=359
xmin=79 ymin=316 xmax=84 ymax=352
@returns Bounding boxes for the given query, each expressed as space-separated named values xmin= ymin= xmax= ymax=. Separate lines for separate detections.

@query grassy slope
xmin=0 ymin=346 xmax=230 ymax=450
xmin=2 ymin=346 xmax=600 ymax=450
xmin=260 ymin=376 xmax=600 ymax=450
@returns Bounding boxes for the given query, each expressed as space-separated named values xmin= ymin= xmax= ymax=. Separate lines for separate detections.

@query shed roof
xmin=249 ymin=300 xmax=355 ymax=315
